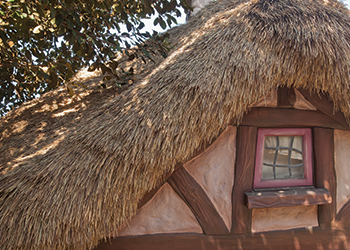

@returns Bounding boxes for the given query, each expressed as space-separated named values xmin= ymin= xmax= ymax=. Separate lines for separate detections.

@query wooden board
xmin=231 ymin=126 xmax=256 ymax=234
xmin=167 ymin=166 xmax=229 ymax=235
xmin=245 ymin=187 xmax=331 ymax=209
xmin=241 ymin=108 xmax=345 ymax=130
xmin=95 ymin=227 xmax=350 ymax=250
xmin=313 ymin=128 xmax=336 ymax=228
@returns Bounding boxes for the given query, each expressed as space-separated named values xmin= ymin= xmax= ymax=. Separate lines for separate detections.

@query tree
xmin=0 ymin=0 xmax=189 ymax=115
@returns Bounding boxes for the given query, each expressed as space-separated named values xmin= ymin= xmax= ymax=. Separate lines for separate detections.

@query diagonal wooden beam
xmin=297 ymin=88 xmax=349 ymax=131
xmin=167 ymin=166 xmax=229 ymax=235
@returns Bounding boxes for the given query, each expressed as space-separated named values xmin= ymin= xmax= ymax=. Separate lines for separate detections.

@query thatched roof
xmin=2 ymin=0 xmax=350 ymax=249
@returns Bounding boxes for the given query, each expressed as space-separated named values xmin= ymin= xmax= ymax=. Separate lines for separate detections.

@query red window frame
xmin=253 ymin=128 xmax=313 ymax=189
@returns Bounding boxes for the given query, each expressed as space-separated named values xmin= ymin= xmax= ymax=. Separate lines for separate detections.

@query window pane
xmin=261 ymin=136 xmax=304 ymax=180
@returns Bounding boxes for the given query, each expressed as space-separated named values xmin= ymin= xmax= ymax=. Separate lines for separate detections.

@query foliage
xmin=0 ymin=0 xmax=189 ymax=115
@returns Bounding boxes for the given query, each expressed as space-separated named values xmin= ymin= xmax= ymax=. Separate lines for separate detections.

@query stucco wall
xmin=334 ymin=130 xmax=350 ymax=213
xmin=252 ymin=206 xmax=318 ymax=232
xmin=118 ymin=183 xmax=202 ymax=236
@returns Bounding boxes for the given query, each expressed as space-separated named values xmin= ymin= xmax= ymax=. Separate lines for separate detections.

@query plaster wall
xmin=118 ymin=183 xmax=202 ymax=236
xmin=184 ymin=126 xmax=236 ymax=230
xmin=251 ymin=205 xmax=318 ymax=232
xmin=334 ymin=130 xmax=350 ymax=213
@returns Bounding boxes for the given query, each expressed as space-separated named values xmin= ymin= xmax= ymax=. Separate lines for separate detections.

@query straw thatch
xmin=2 ymin=0 xmax=350 ymax=249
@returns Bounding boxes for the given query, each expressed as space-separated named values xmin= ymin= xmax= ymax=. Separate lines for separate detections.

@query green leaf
xmin=153 ymin=17 xmax=159 ymax=26
xmin=138 ymin=22 xmax=145 ymax=30
xmin=77 ymin=36 xmax=85 ymax=44
xmin=57 ymin=25 xmax=66 ymax=36
xmin=103 ymin=75 xmax=112 ymax=81
xmin=49 ymin=71 xmax=58 ymax=88
xmin=142 ymin=48 xmax=150 ymax=58
xmin=67 ymin=20 xmax=74 ymax=29
xmin=50 ymin=7 xmax=56 ymax=19
xmin=55 ymin=13 xmax=64 ymax=26
xmin=126 ymin=22 xmax=132 ymax=32
xmin=24 ymin=50 xmax=31 ymax=60
xmin=0 ymin=29 xmax=8 ymax=42
xmin=67 ymin=85 xmax=74 ymax=96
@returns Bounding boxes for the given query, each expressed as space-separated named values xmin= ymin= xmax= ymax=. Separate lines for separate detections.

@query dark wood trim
xmin=241 ymin=108 xmax=346 ymax=130
xmin=167 ymin=166 xmax=229 ymax=235
xmin=277 ymin=87 xmax=296 ymax=108
xmin=297 ymin=89 xmax=349 ymax=131
xmin=313 ymin=128 xmax=336 ymax=228
xmin=231 ymin=126 xmax=256 ymax=234
xmin=245 ymin=187 xmax=331 ymax=209
xmin=336 ymin=199 xmax=350 ymax=227
xmin=95 ymin=227 xmax=350 ymax=250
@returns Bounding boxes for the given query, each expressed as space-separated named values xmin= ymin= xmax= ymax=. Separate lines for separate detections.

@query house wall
xmin=334 ymin=129 xmax=350 ymax=213
xmin=118 ymin=183 xmax=202 ymax=236
xmin=118 ymin=126 xmax=236 ymax=236
xmin=184 ymin=126 xmax=236 ymax=230
xmin=117 ymin=124 xmax=324 ymax=236
xmin=252 ymin=206 xmax=318 ymax=232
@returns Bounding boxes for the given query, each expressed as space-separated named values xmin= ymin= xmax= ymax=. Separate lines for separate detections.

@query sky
xmin=343 ymin=0 xmax=350 ymax=8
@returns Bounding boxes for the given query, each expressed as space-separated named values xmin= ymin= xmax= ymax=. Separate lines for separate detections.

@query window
xmin=253 ymin=128 xmax=313 ymax=189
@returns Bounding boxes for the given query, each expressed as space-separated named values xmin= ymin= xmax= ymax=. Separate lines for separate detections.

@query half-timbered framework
xmin=95 ymin=88 xmax=350 ymax=249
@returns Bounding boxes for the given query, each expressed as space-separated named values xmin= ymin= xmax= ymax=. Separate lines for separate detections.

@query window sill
xmin=245 ymin=187 xmax=332 ymax=209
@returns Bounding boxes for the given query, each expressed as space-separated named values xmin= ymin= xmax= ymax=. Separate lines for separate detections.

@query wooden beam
xmin=231 ymin=126 xmax=256 ymax=234
xmin=95 ymin=227 xmax=350 ymax=250
xmin=241 ymin=108 xmax=345 ymax=130
xmin=167 ymin=166 xmax=229 ymax=235
xmin=336 ymin=199 xmax=350 ymax=227
xmin=297 ymin=89 xmax=349 ymax=131
xmin=245 ymin=187 xmax=331 ymax=209
xmin=277 ymin=87 xmax=296 ymax=108
xmin=313 ymin=128 xmax=336 ymax=228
